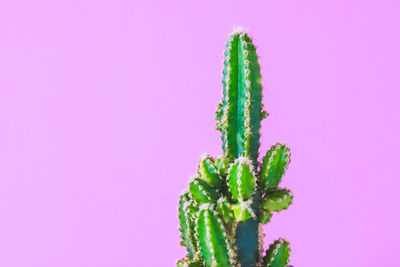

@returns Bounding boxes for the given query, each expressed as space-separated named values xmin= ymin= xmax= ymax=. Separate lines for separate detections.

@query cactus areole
xmin=177 ymin=29 xmax=294 ymax=267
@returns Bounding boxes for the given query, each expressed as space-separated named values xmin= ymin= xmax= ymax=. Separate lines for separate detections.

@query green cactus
xmin=177 ymin=29 xmax=294 ymax=267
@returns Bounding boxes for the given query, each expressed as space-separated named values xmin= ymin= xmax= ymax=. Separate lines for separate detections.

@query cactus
xmin=177 ymin=29 xmax=294 ymax=267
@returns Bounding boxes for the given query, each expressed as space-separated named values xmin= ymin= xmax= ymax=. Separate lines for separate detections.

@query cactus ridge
xmin=178 ymin=29 xmax=294 ymax=267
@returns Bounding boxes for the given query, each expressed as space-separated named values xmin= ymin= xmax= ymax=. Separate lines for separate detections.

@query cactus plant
xmin=177 ymin=29 xmax=294 ymax=267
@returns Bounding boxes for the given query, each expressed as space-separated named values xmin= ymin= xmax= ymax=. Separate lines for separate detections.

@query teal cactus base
xmin=177 ymin=29 xmax=294 ymax=267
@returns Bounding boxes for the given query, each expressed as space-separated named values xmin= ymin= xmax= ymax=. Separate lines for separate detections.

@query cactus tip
xmin=237 ymin=156 xmax=252 ymax=166
xmin=217 ymin=196 xmax=227 ymax=205
xmin=199 ymin=203 xmax=213 ymax=211
xmin=231 ymin=26 xmax=247 ymax=36
xmin=199 ymin=152 xmax=209 ymax=160
xmin=181 ymin=189 xmax=189 ymax=195
xmin=188 ymin=175 xmax=197 ymax=183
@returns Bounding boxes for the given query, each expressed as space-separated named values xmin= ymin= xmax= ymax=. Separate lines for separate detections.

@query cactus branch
xmin=261 ymin=188 xmax=294 ymax=212
xmin=262 ymin=239 xmax=291 ymax=267
xmin=197 ymin=206 xmax=235 ymax=266
xmin=227 ymin=157 xmax=257 ymax=202
xmin=178 ymin=192 xmax=199 ymax=258
xmin=260 ymin=143 xmax=291 ymax=190
xmin=198 ymin=154 xmax=222 ymax=188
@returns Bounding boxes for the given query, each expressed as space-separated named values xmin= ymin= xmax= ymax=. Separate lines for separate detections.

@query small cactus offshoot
xmin=177 ymin=29 xmax=294 ymax=267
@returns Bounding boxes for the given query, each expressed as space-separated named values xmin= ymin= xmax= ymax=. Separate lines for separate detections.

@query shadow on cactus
xmin=177 ymin=29 xmax=294 ymax=267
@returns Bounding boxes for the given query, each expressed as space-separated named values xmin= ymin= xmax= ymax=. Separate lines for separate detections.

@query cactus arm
xmin=178 ymin=192 xmax=193 ymax=255
xmin=198 ymin=154 xmax=222 ymax=188
xmin=186 ymin=202 xmax=200 ymax=256
xmin=260 ymin=143 xmax=291 ymax=190
xmin=197 ymin=206 xmax=235 ymax=266
xmin=262 ymin=239 xmax=291 ymax=267
xmin=227 ymin=157 xmax=256 ymax=201
xmin=189 ymin=178 xmax=219 ymax=204
xmin=261 ymin=188 xmax=293 ymax=212
xmin=261 ymin=189 xmax=293 ymax=212
xmin=178 ymin=193 xmax=199 ymax=257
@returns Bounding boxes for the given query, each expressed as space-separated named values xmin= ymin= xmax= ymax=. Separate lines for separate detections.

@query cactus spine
xmin=177 ymin=29 xmax=294 ymax=267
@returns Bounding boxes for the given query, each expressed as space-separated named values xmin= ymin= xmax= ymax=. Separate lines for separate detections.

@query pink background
xmin=1 ymin=1 xmax=399 ymax=266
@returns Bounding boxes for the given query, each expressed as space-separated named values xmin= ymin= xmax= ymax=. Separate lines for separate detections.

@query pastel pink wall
xmin=1 ymin=1 xmax=399 ymax=266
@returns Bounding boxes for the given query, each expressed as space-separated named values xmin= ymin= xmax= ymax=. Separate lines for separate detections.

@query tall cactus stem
xmin=217 ymin=32 xmax=264 ymax=164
